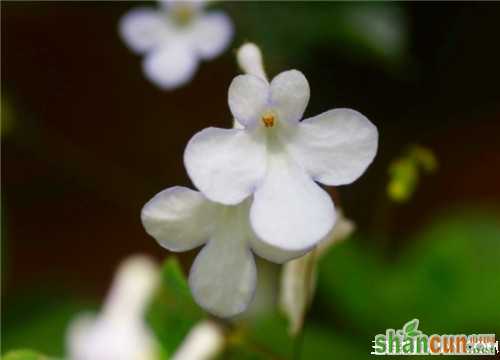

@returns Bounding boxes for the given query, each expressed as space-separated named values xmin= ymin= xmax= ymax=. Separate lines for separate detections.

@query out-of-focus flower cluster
xmin=120 ymin=0 xmax=233 ymax=89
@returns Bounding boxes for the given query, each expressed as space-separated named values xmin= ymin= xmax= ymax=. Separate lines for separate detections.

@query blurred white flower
xmin=172 ymin=320 xmax=225 ymax=360
xmin=141 ymin=186 xmax=307 ymax=317
xmin=184 ymin=65 xmax=378 ymax=252
xmin=67 ymin=255 xmax=160 ymax=360
xmin=280 ymin=211 xmax=355 ymax=336
xmin=119 ymin=0 xmax=233 ymax=89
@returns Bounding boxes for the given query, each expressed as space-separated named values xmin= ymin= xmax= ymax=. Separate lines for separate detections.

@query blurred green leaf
xmin=302 ymin=325 xmax=367 ymax=359
xmin=2 ymin=294 xmax=95 ymax=357
xmin=145 ymin=257 xmax=204 ymax=357
xmin=230 ymin=2 xmax=408 ymax=68
xmin=338 ymin=4 xmax=408 ymax=63
xmin=221 ymin=313 xmax=293 ymax=360
xmin=245 ymin=313 xmax=293 ymax=359
xmin=2 ymin=350 xmax=49 ymax=360
xmin=225 ymin=322 xmax=368 ymax=359
xmin=317 ymin=211 xmax=500 ymax=336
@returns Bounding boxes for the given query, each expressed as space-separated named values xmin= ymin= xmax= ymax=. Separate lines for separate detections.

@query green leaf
xmin=2 ymin=294 xmax=96 ymax=356
xmin=229 ymin=2 xmax=409 ymax=68
xmin=145 ymin=257 xmax=205 ymax=357
xmin=317 ymin=211 xmax=500 ymax=335
xmin=220 ymin=313 xmax=293 ymax=360
xmin=301 ymin=325 xmax=367 ymax=359
xmin=406 ymin=330 xmax=421 ymax=338
xmin=2 ymin=349 xmax=49 ymax=360
xmin=403 ymin=319 xmax=419 ymax=334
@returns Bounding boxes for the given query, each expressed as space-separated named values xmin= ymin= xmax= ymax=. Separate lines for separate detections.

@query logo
xmin=371 ymin=319 xmax=499 ymax=355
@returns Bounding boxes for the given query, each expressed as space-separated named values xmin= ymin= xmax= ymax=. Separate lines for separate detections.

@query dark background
xmin=2 ymin=1 xmax=500 ymax=357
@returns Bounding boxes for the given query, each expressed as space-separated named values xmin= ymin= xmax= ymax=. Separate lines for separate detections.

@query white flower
xmin=119 ymin=0 xmax=233 ymax=89
xmin=67 ymin=255 xmax=159 ymax=360
xmin=141 ymin=186 xmax=307 ymax=317
xmin=184 ymin=68 xmax=378 ymax=252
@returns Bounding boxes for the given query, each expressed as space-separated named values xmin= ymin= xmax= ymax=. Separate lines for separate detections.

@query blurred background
xmin=2 ymin=1 xmax=500 ymax=358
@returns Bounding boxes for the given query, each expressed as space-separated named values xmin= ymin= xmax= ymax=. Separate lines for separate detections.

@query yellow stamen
xmin=172 ymin=5 xmax=194 ymax=26
xmin=262 ymin=113 xmax=275 ymax=128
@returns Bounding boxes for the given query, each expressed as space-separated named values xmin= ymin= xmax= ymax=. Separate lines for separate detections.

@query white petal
xmin=141 ymin=186 xmax=215 ymax=252
xmin=189 ymin=208 xmax=257 ymax=317
xmin=172 ymin=321 xmax=225 ymax=360
xmin=67 ymin=313 xmax=97 ymax=359
xmin=270 ymin=70 xmax=310 ymax=124
xmin=290 ymin=108 xmax=378 ymax=186
xmin=228 ymin=75 xmax=270 ymax=127
xmin=68 ymin=316 xmax=157 ymax=360
xmin=250 ymin=154 xmax=336 ymax=251
xmin=184 ymin=127 xmax=266 ymax=205
xmin=142 ymin=43 xmax=199 ymax=89
xmin=237 ymin=199 xmax=309 ymax=263
xmin=160 ymin=0 xmax=206 ymax=12
xmin=68 ymin=256 xmax=159 ymax=360
xmin=119 ymin=8 xmax=169 ymax=54
xmin=101 ymin=255 xmax=160 ymax=323
xmin=190 ymin=12 xmax=233 ymax=60
xmin=249 ymin=234 xmax=310 ymax=264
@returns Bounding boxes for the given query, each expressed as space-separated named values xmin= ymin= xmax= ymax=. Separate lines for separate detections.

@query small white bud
xmin=280 ymin=211 xmax=355 ymax=336
xmin=236 ymin=43 xmax=268 ymax=81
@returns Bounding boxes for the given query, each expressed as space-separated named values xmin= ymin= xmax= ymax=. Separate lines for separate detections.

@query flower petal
xmin=102 ymin=256 xmax=160 ymax=323
xmin=67 ymin=313 xmax=97 ymax=359
xmin=67 ymin=314 xmax=156 ymax=360
xmin=249 ymin=235 xmax=310 ymax=264
xmin=141 ymin=186 xmax=215 ymax=252
xmin=189 ymin=209 xmax=257 ymax=317
xmin=230 ymin=199 xmax=310 ymax=263
xmin=190 ymin=12 xmax=233 ymax=60
xmin=119 ymin=8 xmax=169 ymax=54
xmin=184 ymin=127 xmax=266 ymax=205
xmin=290 ymin=108 xmax=378 ymax=186
xmin=160 ymin=0 xmax=206 ymax=12
xmin=228 ymin=75 xmax=270 ymax=127
xmin=172 ymin=321 xmax=225 ymax=360
xmin=250 ymin=154 xmax=336 ymax=251
xmin=270 ymin=70 xmax=310 ymax=124
xmin=142 ymin=43 xmax=199 ymax=89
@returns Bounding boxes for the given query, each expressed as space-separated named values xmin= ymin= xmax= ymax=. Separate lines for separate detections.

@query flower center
xmin=261 ymin=111 xmax=277 ymax=128
xmin=171 ymin=4 xmax=195 ymax=26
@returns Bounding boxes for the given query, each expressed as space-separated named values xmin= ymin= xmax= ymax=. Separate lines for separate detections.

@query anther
xmin=262 ymin=113 xmax=275 ymax=128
